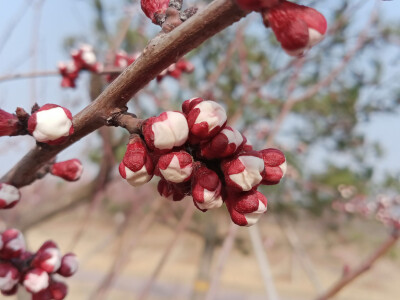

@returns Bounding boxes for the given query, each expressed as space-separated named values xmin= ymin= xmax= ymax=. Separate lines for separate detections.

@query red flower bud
xmin=142 ymin=111 xmax=189 ymax=152
xmin=57 ymin=253 xmax=78 ymax=277
xmin=27 ymin=104 xmax=74 ymax=145
xmin=221 ymin=151 xmax=265 ymax=192
xmin=157 ymin=151 xmax=193 ymax=183
xmin=32 ymin=241 xmax=62 ymax=273
xmin=23 ymin=268 xmax=49 ymax=294
xmin=259 ymin=148 xmax=286 ymax=185
xmin=200 ymin=126 xmax=244 ymax=159
xmin=0 ymin=262 xmax=20 ymax=293
xmin=119 ymin=137 xmax=154 ymax=187
xmin=58 ymin=62 xmax=79 ymax=88
xmin=265 ymin=0 xmax=327 ymax=56
xmin=157 ymin=179 xmax=187 ymax=201
xmin=49 ymin=281 xmax=68 ymax=300
xmin=225 ymin=190 xmax=268 ymax=226
xmin=0 ymin=109 xmax=19 ymax=136
xmin=0 ymin=183 xmax=21 ymax=209
xmin=191 ymin=165 xmax=223 ymax=211
xmin=0 ymin=229 xmax=26 ymax=259
xmin=51 ymin=159 xmax=83 ymax=182
xmin=141 ymin=0 xmax=169 ymax=24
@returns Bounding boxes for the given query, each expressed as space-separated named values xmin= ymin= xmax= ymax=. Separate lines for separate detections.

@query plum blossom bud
xmin=57 ymin=253 xmax=78 ymax=277
xmin=58 ymin=62 xmax=79 ymax=88
xmin=32 ymin=241 xmax=62 ymax=273
xmin=51 ymin=159 xmax=83 ymax=182
xmin=23 ymin=268 xmax=49 ymax=294
xmin=191 ymin=165 xmax=223 ymax=211
xmin=32 ymin=289 xmax=52 ymax=300
xmin=260 ymin=148 xmax=286 ymax=185
xmin=0 ymin=109 xmax=20 ymax=137
xmin=72 ymin=45 xmax=103 ymax=73
xmin=265 ymin=1 xmax=327 ymax=56
xmin=186 ymin=100 xmax=227 ymax=141
xmin=0 ymin=229 xmax=26 ymax=259
xmin=142 ymin=111 xmax=189 ymax=152
xmin=200 ymin=126 xmax=244 ymax=159
xmin=225 ymin=190 xmax=268 ymax=226
xmin=236 ymin=0 xmax=281 ymax=11
xmin=141 ymin=0 xmax=169 ymax=24
xmin=49 ymin=281 xmax=68 ymax=300
xmin=28 ymin=104 xmax=74 ymax=145
xmin=119 ymin=137 xmax=154 ymax=187
xmin=221 ymin=151 xmax=265 ymax=192
xmin=157 ymin=151 xmax=193 ymax=183
xmin=1 ymin=284 xmax=18 ymax=296
xmin=176 ymin=59 xmax=195 ymax=73
xmin=0 ymin=263 xmax=20 ymax=292
xmin=157 ymin=179 xmax=187 ymax=201
xmin=0 ymin=183 xmax=21 ymax=209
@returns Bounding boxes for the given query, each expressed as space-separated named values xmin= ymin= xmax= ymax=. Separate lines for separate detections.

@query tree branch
xmin=1 ymin=0 xmax=247 ymax=188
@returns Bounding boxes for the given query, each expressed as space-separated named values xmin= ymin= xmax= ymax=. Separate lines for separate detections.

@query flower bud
xmin=51 ymin=159 xmax=83 ymax=182
xmin=0 ymin=183 xmax=21 ymax=209
xmin=72 ymin=45 xmax=102 ymax=73
xmin=32 ymin=241 xmax=62 ymax=273
xmin=157 ymin=151 xmax=193 ymax=183
xmin=191 ymin=165 xmax=223 ymax=211
xmin=49 ymin=281 xmax=68 ymax=300
xmin=186 ymin=100 xmax=227 ymax=141
xmin=0 ymin=262 xmax=20 ymax=292
xmin=0 ymin=109 xmax=20 ymax=137
xmin=259 ymin=148 xmax=286 ymax=185
xmin=23 ymin=268 xmax=49 ymax=294
xmin=225 ymin=190 xmax=268 ymax=226
xmin=200 ymin=126 xmax=244 ymax=159
xmin=141 ymin=0 xmax=169 ymax=24
xmin=119 ymin=137 xmax=154 ymax=187
xmin=1 ymin=284 xmax=18 ymax=296
xmin=157 ymin=179 xmax=187 ymax=201
xmin=27 ymin=104 xmax=74 ymax=145
xmin=221 ymin=151 xmax=265 ymax=192
xmin=265 ymin=0 xmax=327 ymax=56
xmin=57 ymin=253 xmax=78 ymax=277
xmin=58 ymin=62 xmax=79 ymax=88
xmin=142 ymin=111 xmax=189 ymax=152
xmin=0 ymin=229 xmax=26 ymax=259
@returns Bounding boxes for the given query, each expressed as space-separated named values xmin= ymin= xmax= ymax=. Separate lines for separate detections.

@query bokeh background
xmin=1 ymin=0 xmax=400 ymax=299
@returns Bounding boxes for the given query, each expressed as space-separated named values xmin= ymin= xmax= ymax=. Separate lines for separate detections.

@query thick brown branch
xmin=1 ymin=0 xmax=247 ymax=188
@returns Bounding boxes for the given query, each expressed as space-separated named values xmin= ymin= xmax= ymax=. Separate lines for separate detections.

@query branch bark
xmin=1 ymin=0 xmax=247 ymax=188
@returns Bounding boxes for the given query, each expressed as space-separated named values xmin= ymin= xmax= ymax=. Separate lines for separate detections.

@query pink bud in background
xmin=32 ymin=241 xmax=62 ymax=273
xmin=221 ymin=151 xmax=265 ymax=192
xmin=176 ymin=59 xmax=195 ymax=73
xmin=265 ymin=0 xmax=327 ymax=56
xmin=28 ymin=104 xmax=74 ymax=145
xmin=260 ymin=148 xmax=286 ymax=185
xmin=58 ymin=62 xmax=79 ymax=88
xmin=157 ymin=151 xmax=193 ymax=183
xmin=57 ymin=253 xmax=78 ymax=277
xmin=142 ymin=111 xmax=189 ymax=152
xmin=0 ymin=183 xmax=21 ymax=209
xmin=191 ymin=164 xmax=223 ymax=211
xmin=0 ymin=263 xmax=20 ymax=293
xmin=141 ymin=0 xmax=169 ymax=24
xmin=186 ymin=100 xmax=227 ymax=140
xmin=51 ymin=159 xmax=83 ymax=182
xmin=0 ymin=109 xmax=20 ymax=137
xmin=225 ymin=190 xmax=268 ymax=226
xmin=200 ymin=126 xmax=244 ymax=159
xmin=23 ymin=268 xmax=49 ymax=294
xmin=119 ymin=137 xmax=154 ymax=187
xmin=236 ymin=0 xmax=281 ymax=11
xmin=157 ymin=179 xmax=187 ymax=201
xmin=72 ymin=45 xmax=103 ymax=73
xmin=0 ymin=229 xmax=26 ymax=259
xmin=49 ymin=281 xmax=68 ymax=300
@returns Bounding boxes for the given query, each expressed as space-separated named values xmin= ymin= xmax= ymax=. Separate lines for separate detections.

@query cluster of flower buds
xmin=58 ymin=44 xmax=103 ymax=88
xmin=332 ymin=194 xmax=400 ymax=230
xmin=0 ymin=229 xmax=78 ymax=299
xmin=236 ymin=0 xmax=327 ymax=57
xmin=28 ymin=104 xmax=74 ymax=145
xmin=119 ymin=98 xmax=286 ymax=226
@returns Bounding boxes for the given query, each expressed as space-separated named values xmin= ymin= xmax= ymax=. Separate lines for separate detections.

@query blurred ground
xmin=12 ymin=199 xmax=400 ymax=300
